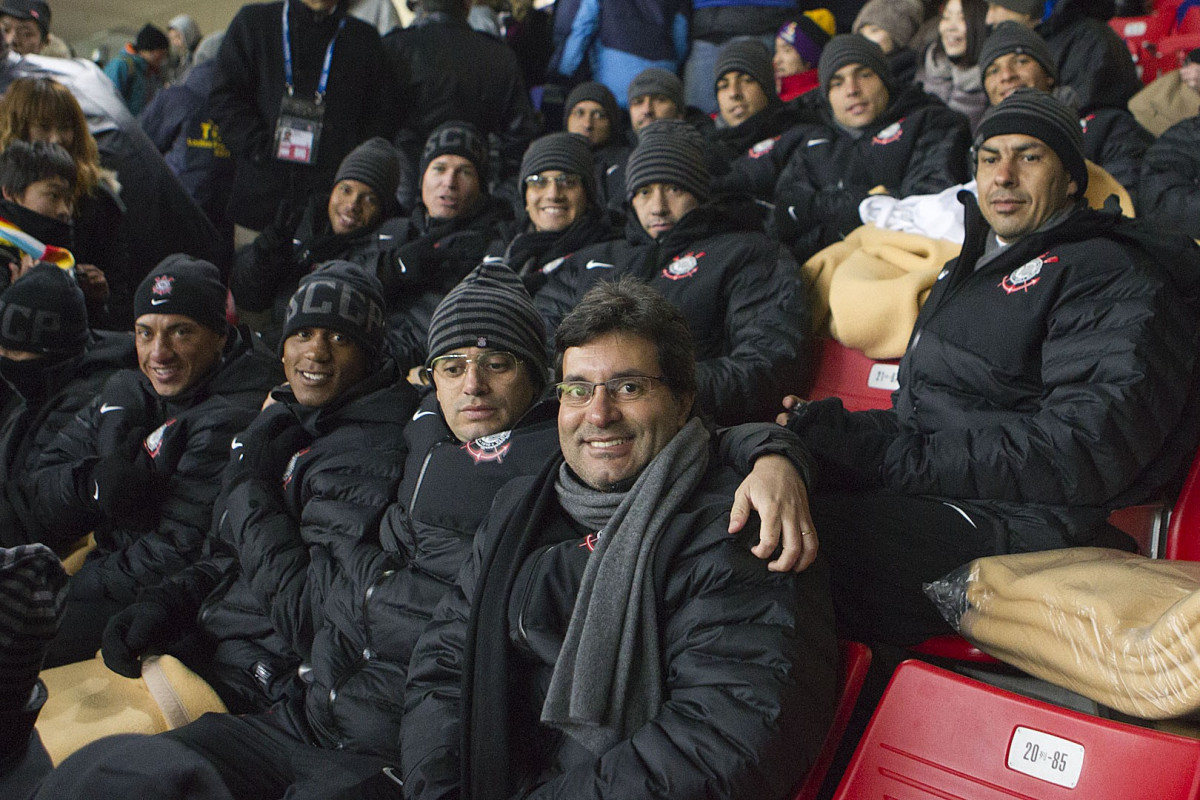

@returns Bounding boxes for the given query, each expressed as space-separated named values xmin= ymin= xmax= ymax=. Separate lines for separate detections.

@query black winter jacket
xmin=400 ymin=453 xmax=837 ymax=800
xmin=486 ymin=205 xmax=620 ymax=297
xmin=31 ymin=327 xmax=282 ymax=604
xmin=168 ymin=365 xmax=417 ymax=713
xmin=1138 ymin=114 xmax=1200 ymax=239
xmin=536 ymin=196 xmax=810 ymax=425
xmin=773 ymin=85 xmax=970 ymax=258
xmin=791 ymin=195 xmax=1200 ymax=552
xmin=1038 ymin=0 xmax=1141 ymax=113
xmin=1079 ymin=107 xmax=1152 ymax=206
xmin=383 ymin=14 xmax=537 ymax=192
xmin=209 ymin=1 xmax=399 ymax=230
xmin=0 ymin=331 xmax=136 ymax=548
xmin=705 ymin=101 xmax=815 ymax=178
xmin=376 ymin=196 xmax=514 ymax=370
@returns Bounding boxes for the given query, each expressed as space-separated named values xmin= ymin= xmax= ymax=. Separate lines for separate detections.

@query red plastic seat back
xmin=832 ymin=660 xmax=1200 ymax=800
xmin=791 ymin=641 xmax=872 ymax=800
xmin=1110 ymin=12 xmax=1174 ymax=55
xmin=1166 ymin=444 xmax=1200 ymax=561
xmin=805 ymin=339 xmax=898 ymax=412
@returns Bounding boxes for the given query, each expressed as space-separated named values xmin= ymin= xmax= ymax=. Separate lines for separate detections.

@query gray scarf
xmin=542 ymin=417 xmax=710 ymax=754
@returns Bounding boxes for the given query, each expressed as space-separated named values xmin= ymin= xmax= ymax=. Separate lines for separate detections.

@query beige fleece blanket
xmin=803 ymin=162 xmax=1134 ymax=360
xmin=951 ymin=548 xmax=1200 ymax=719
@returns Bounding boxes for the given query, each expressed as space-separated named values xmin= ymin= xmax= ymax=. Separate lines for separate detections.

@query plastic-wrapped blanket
xmin=926 ymin=547 xmax=1200 ymax=719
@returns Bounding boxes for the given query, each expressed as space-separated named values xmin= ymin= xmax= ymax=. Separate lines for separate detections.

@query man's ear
xmin=1 ymin=187 xmax=16 ymax=204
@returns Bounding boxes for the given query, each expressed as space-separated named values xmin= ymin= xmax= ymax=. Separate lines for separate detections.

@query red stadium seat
xmin=1165 ymin=444 xmax=1200 ymax=561
xmin=791 ymin=641 xmax=872 ymax=800
xmin=1179 ymin=4 xmax=1200 ymax=32
xmin=832 ymin=660 xmax=1200 ymax=800
xmin=805 ymin=339 xmax=897 ymax=412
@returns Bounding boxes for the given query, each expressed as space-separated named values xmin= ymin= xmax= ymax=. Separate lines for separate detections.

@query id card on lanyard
xmin=274 ymin=0 xmax=345 ymax=165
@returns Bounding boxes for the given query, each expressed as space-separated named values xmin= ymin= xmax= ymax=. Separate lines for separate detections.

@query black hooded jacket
xmin=536 ymin=195 xmax=810 ymax=424
xmin=1038 ymin=0 xmax=1141 ymax=112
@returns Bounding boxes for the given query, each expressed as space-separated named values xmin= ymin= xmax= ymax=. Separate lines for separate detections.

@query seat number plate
xmin=1007 ymin=726 xmax=1085 ymax=788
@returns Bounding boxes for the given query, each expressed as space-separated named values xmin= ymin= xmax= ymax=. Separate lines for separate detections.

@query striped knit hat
xmin=425 ymin=261 xmax=549 ymax=389
xmin=625 ymin=119 xmax=710 ymax=202
xmin=626 ymin=67 xmax=684 ymax=111
xmin=778 ymin=10 xmax=835 ymax=69
xmin=0 ymin=544 xmax=66 ymax=713
xmin=520 ymin=132 xmax=597 ymax=205
xmin=714 ymin=38 xmax=779 ymax=101
xmin=979 ymin=21 xmax=1058 ymax=85
xmin=974 ymin=87 xmax=1087 ymax=195
xmin=818 ymin=34 xmax=894 ymax=95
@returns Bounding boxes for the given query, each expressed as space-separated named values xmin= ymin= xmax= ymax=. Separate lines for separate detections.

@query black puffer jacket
xmin=170 ymin=364 xmax=417 ymax=713
xmin=536 ymin=196 xmax=810 ymax=425
xmin=1038 ymin=0 xmax=1140 ymax=113
xmin=773 ymin=85 xmax=970 ymax=259
xmin=401 ymin=454 xmax=837 ymax=800
xmin=298 ymin=393 xmax=559 ymax=756
xmin=705 ymin=102 xmax=816 ymax=178
xmin=792 ymin=195 xmax=1200 ymax=552
xmin=229 ymin=192 xmax=396 ymax=347
xmin=31 ymin=327 xmax=282 ymax=604
xmin=1079 ymin=107 xmax=1152 ymax=205
xmin=486 ymin=205 xmax=620 ymax=297
xmin=0 ymin=331 xmax=136 ymax=548
xmin=376 ymin=196 xmax=513 ymax=370
xmin=1138 ymin=114 xmax=1200 ymax=238
xmin=209 ymin=0 xmax=399 ymax=231
xmin=383 ymin=13 xmax=537 ymax=193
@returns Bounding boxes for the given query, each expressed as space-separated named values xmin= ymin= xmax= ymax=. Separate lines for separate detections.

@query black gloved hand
xmin=101 ymin=600 xmax=174 ymax=679
xmin=91 ymin=428 xmax=161 ymax=529
xmin=230 ymin=410 xmax=313 ymax=486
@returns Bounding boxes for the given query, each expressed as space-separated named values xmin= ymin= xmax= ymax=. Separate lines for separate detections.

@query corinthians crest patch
xmin=151 ymin=275 xmax=175 ymax=296
xmin=872 ymin=118 xmax=905 ymax=145
xmin=663 ymin=251 xmax=703 ymax=281
xmin=1000 ymin=252 xmax=1058 ymax=294
xmin=143 ymin=418 xmax=178 ymax=459
xmin=748 ymin=136 xmax=779 ymax=159
xmin=283 ymin=447 xmax=312 ymax=488
xmin=464 ymin=429 xmax=512 ymax=463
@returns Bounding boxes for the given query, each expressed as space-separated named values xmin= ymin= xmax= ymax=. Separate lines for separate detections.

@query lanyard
xmin=282 ymin=0 xmax=346 ymax=104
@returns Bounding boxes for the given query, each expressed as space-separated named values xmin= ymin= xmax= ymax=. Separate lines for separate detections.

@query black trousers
xmin=811 ymin=490 xmax=1010 ymax=646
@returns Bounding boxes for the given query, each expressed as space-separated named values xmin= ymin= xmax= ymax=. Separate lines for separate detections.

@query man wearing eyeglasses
xmin=537 ymin=118 xmax=809 ymax=425
xmin=402 ymin=277 xmax=836 ymax=799
xmin=489 ymin=132 xmax=618 ymax=297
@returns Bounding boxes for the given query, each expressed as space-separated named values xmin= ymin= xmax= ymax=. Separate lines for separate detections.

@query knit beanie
xmin=819 ymin=34 xmax=895 ymax=95
xmin=565 ymin=81 xmax=620 ymax=130
xmin=975 ymin=87 xmax=1087 ymax=194
xmin=520 ymin=132 xmax=597 ymax=205
xmin=978 ymin=21 xmax=1058 ymax=84
xmin=0 ymin=262 xmax=86 ymax=357
xmin=425 ymin=260 xmax=549 ymax=389
xmin=134 ymin=254 xmax=227 ymax=333
xmin=167 ymin=14 xmax=201 ymax=50
xmin=280 ymin=260 xmax=386 ymax=361
xmin=626 ymin=67 xmax=684 ymax=111
xmin=0 ymin=0 xmax=50 ymax=39
xmin=419 ymin=120 xmax=489 ymax=181
xmin=334 ymin=137 xmax=401 ymax=205
xmin=988 ymin=0 xmax=1045 ymax=19
xmin=0 ymin=544 xmax=67 ymax=714
xmin=625 ymin=119 xmax=710 ymax=203
xmin=714 ymin=38 xmax=779 ymax=101
xmin=852 ymin=0 xmax=924 ymax=49
xmin=134 ymin=24 xmax=169 ymax=53
xmin=778 ymin=10 xmax=836 ymax=69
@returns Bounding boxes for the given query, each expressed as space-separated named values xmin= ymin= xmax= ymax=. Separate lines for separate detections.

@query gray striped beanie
xmin=520 ymin=132 xmax=598 ymax=205
xmin=625 ymin=119 xmax=710 ymax=202
xmin=626 ymin=67 xmax=684 ymax=111
xmin=0 ymin=544 xmax=66 ymax=711
xmin=714 ymin=38 xmax=779 ymax=101
xmin=974 ymin=87 xmax=1087 ymax=195
xmin=979 ymin=21 xmax=1058 ymax=85
xmin=818 ymin=34 xmax=894 ymax=95
xmin=425 ymin=261 xmax=549 ymax=389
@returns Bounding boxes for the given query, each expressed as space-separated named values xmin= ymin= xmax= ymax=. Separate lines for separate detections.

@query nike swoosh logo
xmin=412 ymin=410 xmax=437 ymax=420
xmin=397 ymin=256 xmax=408 ymax=274
xmin=151 ymin=298 xmax=169 ymax=305
xmin=99 ymin=404 xmax=123 ymax=414
xmin=586 ymin=260 xmax=613 ymax=270
xmin=93 ymin=481 xmax=100 ymax=501
xmin=807 ymin=138 xmax=829 ymax=147
xmin=231 ymin=438 xmax=243 ymax=450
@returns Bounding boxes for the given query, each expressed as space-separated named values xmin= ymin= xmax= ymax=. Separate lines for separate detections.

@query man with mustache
xmin=781 ymin=88 xmax=1200 ymax=646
